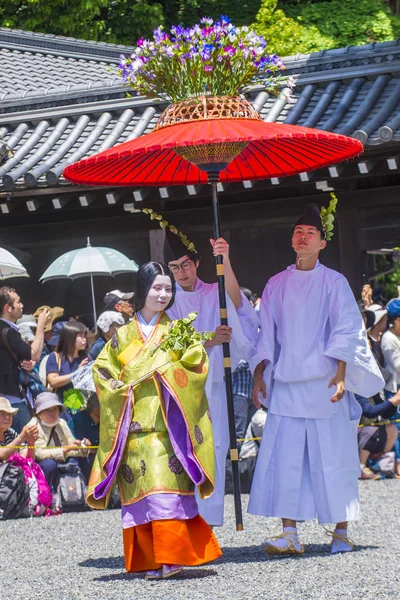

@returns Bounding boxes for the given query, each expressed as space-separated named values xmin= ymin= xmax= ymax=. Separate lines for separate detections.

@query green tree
xmin=0 ymin=0 xmax=109 ymax=40
xmin=0 ymin=0 xmax=399 ymax=53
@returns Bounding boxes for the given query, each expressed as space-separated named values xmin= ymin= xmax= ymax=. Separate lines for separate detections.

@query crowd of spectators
xmin=357 ymin=284 xmax=400 ymax=479
xmin=1 ymin=277 xmax=399 ymax=517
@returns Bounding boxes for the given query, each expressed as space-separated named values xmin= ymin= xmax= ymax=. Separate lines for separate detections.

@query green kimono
xmin=87 ymin=312 xmax=215 ymax=514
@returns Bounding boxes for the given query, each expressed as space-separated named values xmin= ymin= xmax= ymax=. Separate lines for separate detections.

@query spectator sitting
xmin=356 ymin=391 xmax=400 ymax=479
xmin=29 ymin=392 xmax=91 ymax=489
xmin=381 ymin=298 xmax=400 ymax=477
xmin=0 ymin=397 xmax=38 ymax=462
xmin=89 ymin=312 xmax=125 ymax=361
xmin=0 ymin=287 xmax=50 ymax=432
xmin=46 ymin=321 xmax=88 ymax=402
xmin=103 ymin=289 xmax=134 ymax=322
xmin=72 ymin=393 xmax=100 ymax=471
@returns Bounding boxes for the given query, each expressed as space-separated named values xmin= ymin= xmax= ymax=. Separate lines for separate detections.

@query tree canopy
xmin=0 ymin=0 xmax=399 ymax=55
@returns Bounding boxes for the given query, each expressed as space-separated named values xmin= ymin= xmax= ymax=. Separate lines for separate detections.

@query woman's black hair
xmin=56 ymin=320 xmax=88 ymax=360
xmin=134 ymin=262 xmax=176 ymax=312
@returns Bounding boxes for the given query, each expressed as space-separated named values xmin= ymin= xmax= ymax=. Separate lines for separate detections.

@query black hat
xmin=163 ymin=229 xmax=191 ymax=263
xmin=293 ymin=203 xmax=325 ymax=238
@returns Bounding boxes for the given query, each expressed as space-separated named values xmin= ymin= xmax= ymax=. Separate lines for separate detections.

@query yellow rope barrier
xmin=3 ymin=419 xmax=400 ymax=449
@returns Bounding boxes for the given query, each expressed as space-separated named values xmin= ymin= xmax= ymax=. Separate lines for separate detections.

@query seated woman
xmin=29 ymin=392 xmax=91 ymax=489
xmin=89 ymin=312 xmax=125 ymax=361
xmin=88 ymin=262 xmax=222 ymax=580
xmin=46 ymin=321 xmax=89 ymax=402
xmin=0 ymin=397 xmax=38 ymax=462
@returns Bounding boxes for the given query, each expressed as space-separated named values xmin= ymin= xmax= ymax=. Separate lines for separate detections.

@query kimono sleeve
xmin=236 ymin=291 xmax=259 ymax=349
xmin=92 ymin=331 xmax=130 ymax=401
xmin=248 ymin=281 xmax=277 ymax=401
xmin=324 ymin=275 xmax=384 ymax=397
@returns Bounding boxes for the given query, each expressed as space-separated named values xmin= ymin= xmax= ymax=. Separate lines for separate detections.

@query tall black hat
xmin=293 ymin=203 xmax=325 ymax=238
xmin=163 ymin=228 xmax=191 ymax=262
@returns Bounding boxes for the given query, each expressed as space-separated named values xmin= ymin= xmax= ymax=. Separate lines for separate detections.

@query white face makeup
xmin=144 ymin=275 xmax=173 ymax=314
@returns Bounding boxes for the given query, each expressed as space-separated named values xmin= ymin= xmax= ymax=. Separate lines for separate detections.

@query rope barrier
xmin=4 ymin=417 xmax=400 ymax=449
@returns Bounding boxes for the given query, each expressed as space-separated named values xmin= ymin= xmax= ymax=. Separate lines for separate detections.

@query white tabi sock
xmin=331 ymin=528 xmax=353 ymax=554
xmin=264 ymin=526 xmax=302 ymax=552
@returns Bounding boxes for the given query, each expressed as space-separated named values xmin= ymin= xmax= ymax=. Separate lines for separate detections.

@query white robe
xmin=167 ymin=279 xmax=258 ymax=526
xmin=248 ymin=261 xmax=384 ymax=523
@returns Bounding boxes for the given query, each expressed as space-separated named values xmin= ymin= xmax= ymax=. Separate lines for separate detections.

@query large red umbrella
xmin=64 ymin=96 xmax=363 ymax=531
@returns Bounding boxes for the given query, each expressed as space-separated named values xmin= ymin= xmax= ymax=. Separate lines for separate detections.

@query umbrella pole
xmin=90 ymin=273 xmax=97 ymax=331
xmin=210 ymin=175 xmax=243 ymax=532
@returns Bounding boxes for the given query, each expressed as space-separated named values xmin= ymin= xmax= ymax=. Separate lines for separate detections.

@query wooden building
xmin=0 ymin=28 xmax=399 ymax=315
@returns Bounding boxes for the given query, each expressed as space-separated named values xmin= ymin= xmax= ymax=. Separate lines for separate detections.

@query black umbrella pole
xmin=210 ymin=179 xmax=243 ymax=532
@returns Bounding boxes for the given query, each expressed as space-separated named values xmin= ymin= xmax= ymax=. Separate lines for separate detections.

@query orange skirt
xmin=123 ymin=515 xmax=222 ymax=572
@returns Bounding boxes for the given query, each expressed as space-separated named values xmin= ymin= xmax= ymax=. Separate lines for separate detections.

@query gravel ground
xmin=1 ymin=482 xmax=400 ymax=600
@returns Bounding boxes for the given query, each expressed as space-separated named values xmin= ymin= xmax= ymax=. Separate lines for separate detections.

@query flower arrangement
xmin=118 ymin=15 xmax=289 ymax=103
xmin=141 ymin=207 xmax=196 ymax=252
xmin=156 ymin=312 xmax=215 ymax=361
xmin=320 ymin=193 xmax=338 ymax=241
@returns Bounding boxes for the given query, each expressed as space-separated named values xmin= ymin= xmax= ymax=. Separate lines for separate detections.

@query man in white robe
xmin=249 ymin=203 xmax=384 ymax=555
xmin=164 ymin=229 xmax=258 ymax=526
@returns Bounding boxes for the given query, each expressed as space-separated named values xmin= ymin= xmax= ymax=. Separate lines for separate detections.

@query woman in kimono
xmin=87 ymin=262 xmax=221 ymax=579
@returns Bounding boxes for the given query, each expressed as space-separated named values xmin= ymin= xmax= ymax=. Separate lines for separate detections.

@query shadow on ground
xmin=217 ymin=543 xmax=379 ymax=563
xmin=78 ymin=542 xmax=379 ymax=575
xmin=92 ymin=568 xmax=218 ymax=582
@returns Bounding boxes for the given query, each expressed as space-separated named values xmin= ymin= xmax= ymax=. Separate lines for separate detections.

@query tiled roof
xmin=0 ymin=28 xmax=399 ymax=192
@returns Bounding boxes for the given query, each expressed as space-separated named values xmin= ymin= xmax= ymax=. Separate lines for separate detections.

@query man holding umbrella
xmin=164 ymin=228 xmax=258 ymax=528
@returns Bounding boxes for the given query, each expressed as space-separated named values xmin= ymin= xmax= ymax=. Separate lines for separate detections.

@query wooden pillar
xmin=149 ymin=228 xmax=165 ymax=262
xmin=338 ymin=208 xmax=363 ymax=295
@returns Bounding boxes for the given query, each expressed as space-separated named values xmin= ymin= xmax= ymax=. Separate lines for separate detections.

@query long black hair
xmin=134 ymin=262 xmax=175 ymax=312
xmin=56 ymin=320 xmax=88 ymax=360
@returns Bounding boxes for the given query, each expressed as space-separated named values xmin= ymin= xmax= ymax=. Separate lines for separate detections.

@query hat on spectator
xmin=363 ymin=310 xmax=375 ymax=331
xmin=0 ymin=396 xmax=19 ymax=415
xmin=386 ymin=298 xmax=400 ymax=319
xmin=368 ymin=303 xmax=387 ymax=328
xmin=103 ymin=290 xmax=133 ymax=310
xmin=33 ymin=306 xmax=64 ymax=333
xmin=16 ymin=314 xmax=37 ymax=328
xmin=34 ymin=392 xmax=63 ymax=414
xmin=18 ymin=323 xmax=35 ymax=343
xmin=48 ymin=321 xmax=68 ymax=347
xmin=96 ymin=311 xmax=125 ymax=333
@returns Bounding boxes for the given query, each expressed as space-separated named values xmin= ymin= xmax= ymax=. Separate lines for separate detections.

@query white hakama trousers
xmin=248 ymin=393 xmax=361 ymax=524
xmin=196 ymin=382 xmax=229 ymax=526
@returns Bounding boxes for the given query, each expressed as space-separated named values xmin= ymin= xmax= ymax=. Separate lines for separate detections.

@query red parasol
xmin=64 ymin=118 xmax=362 ymax=187
xmin=64 ymin=95 xmax=364 ymax=531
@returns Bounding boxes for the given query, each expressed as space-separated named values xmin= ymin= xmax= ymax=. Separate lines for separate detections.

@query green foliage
xmin=170 ymin=0 xmax=260 ymax=28
xmin=0 ymin=0 xmax=398 ymax=54
xmin=284 ymin=0 xmax=400 ymax=52
xmin=157 ymin=312 xmax=215 ymax=361
xmin=252 ymin=0 xmax=303 ymax=55
xmin=252 ymin=0 xmax=400 ymax=56
xmin=320 ymin=192 xmax=337 ymax=241
xmin=0 ymin=0 xmax=109 ymax=41
xmin=377 ymin=252 xmax=400 ymax=300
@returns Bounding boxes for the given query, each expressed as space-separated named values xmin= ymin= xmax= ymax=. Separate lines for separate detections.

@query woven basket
xmin=155 ymin=95 xmax=260 ymax=130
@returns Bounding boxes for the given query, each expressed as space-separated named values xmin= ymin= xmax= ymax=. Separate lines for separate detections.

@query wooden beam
xmin=338 ymin=208 xmax=363 ymax=294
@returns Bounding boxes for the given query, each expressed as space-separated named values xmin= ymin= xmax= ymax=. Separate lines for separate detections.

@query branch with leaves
xmin=155 ymin=312 xmax=215 ymax=361
xmin=141 ymin=207 xmax=196 ymax=252
xmin=320 ymin=192 xmax=338 ymax=241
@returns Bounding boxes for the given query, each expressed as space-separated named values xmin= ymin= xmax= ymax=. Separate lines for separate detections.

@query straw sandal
xmin=263 ymin=532 xmax=304 ymax=556
xmin=325 ymin=529 xmax=354 ymax=554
